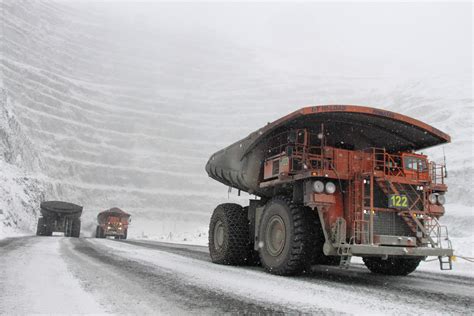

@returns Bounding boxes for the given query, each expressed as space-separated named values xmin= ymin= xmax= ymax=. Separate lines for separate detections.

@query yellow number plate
xmin=389 ymin=194 xmax=408 ymax=208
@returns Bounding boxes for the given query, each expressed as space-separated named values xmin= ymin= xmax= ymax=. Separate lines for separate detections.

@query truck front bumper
xmin=104 ymin=230 xmax=123 ymax=236
xmin=349 ymin=244 xmax=453 ymax=257
xmin=325 ymin=243 xmax=453 ymax=257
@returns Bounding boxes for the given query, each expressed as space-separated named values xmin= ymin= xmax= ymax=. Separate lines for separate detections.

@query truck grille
xmin=364 ymin=211 xmax=415 ymax=237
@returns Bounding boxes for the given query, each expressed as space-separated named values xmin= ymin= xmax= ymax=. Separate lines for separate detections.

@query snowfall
xmin=0 ymin=0 xmax=472 ymax=314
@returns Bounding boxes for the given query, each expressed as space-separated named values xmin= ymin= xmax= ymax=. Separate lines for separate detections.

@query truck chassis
xmin=206 ymin=106 xmax=453 ymax=276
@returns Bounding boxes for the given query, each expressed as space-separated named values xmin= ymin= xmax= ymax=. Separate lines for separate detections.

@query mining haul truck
xmin=206 ymin=105 xmax=453 ymax=276
xmin=36 ymin=201 xmax=82 ymax=237
xmin=95 ymin=207 xmax=130 ymax=239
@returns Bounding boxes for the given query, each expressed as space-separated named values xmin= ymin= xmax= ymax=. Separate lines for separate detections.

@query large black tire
xmin=209 ymin=203 xmax=251 ymax=265
xmin=64 ymin=218 xmax=71 ymax=237
xmin=44 ymin=219 xmax=52 ymax=236
xmin=98 ymin=227 xmax=105 ymax=238
xmin=258 ymin=196 xmax=314 ymax=276
xmin=307 ymin=209 xmax=339 ymax=266
xmin=71 ymin=219 xmax=81 ymax=238
xmin=36 ymin=217 xmax=45 ymax=236
xmin=95 ymin=226 xmax=100 ymax=238
xmin=243 ymin=206 xmax=260 ymax=266
xmin=363 ymin=257 xmax=422 ymax=276
xmin=123 ymin=229 xmax=128 ymax=240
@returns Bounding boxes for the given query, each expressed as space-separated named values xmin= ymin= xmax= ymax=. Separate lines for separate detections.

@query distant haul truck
xmin=206 ymin=105 xmax=453 ymax=276
xmin=96 ymin=207 xmax=130 ymax=239
xmin=36 ymin=201 xmax=82 ymax=237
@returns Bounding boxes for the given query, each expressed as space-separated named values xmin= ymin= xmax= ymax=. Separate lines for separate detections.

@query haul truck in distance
xmin=206 ymin=105 xmax=453 ymax=276
xmin=96 ymin=207 xmax=130 ymax=239
xmin=36 ymin=201 xmax=82 ymax=237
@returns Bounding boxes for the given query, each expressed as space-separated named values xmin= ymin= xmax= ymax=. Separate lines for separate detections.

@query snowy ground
xmin=1 ymin=236 xmax=472 ymax=315
xmin=0 ymin=237 xmax=104 ymax=314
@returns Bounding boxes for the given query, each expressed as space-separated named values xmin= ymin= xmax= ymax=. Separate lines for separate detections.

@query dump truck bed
xmin=97 ymin=207 xmax=130 ymax=224
xmin=40 ymin=201 xmax=83 ymax=217
xmin=205 ymin=105 xmax=450 ymax=197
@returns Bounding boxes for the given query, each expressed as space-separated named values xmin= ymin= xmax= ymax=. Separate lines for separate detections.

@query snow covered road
xmin=1 ymin=237 xmax=472 ymax=314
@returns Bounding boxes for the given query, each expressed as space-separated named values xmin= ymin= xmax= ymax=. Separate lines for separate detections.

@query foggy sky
xmin=88 ymin=1 xmax=472 ymax=81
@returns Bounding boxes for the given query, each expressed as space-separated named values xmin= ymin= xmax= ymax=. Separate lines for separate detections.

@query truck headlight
xmin=313 ymin=180 xmax=325 ymax=193
xmin=437 ymin=194 xmax=446 ymax=205
xmin=325 ymin=182 xmax=336 ymax=194
xmin=428 ymin=194 xmax=437 ymax=204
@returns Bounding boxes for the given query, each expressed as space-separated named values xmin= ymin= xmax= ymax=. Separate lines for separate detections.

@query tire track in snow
xmin=120 ymin=239 xmax=210 ymax=262
xmin=62 ymin=238 xmax=294 ymax=315
xmin=120 ymin=239 xmax=474 ymax=314
xmin=0 ymin=237 xmax=104 ymax=315
xmin=89 ymin=239 xmax=434 ymax=314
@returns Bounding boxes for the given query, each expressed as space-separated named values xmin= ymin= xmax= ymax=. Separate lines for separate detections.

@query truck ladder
xmin=400 ymin=212 xmax=453 ymax=270
xmin=352 ymin=174 xmax=369 ymax=245
xmin=374 ymin=178 xmax=452 ymax=270
xmin=338 ymin=246 xmax=352 ymax=269
xmin=374 ymin=178 xmax=422 ymax=235
xmin=332 ymin=217 xmax=352 ymax=268
xmin=426 ymin=216 xmax=453 ymax=270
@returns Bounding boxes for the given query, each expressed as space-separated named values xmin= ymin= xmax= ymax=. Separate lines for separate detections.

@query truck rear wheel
xmin=36 ymin=217 xmax=45 ymax=236
xmin=363 ymin=256 xmax=421 ymax=276
xmin=258 ymin=196 xmax=313 ymax=275
xmin=209 ymin=203 xmax=251 ymax=265
xmin=71 ymin=219 xmax=81 ymax=238
xmin=97 ymin=226 xmax=105 ymax=238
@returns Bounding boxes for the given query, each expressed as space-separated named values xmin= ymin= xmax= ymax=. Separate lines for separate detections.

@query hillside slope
xmin=0 ymin=1 xmax=471 ymax=250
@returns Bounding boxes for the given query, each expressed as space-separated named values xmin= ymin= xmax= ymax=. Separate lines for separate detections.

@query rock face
xmin=0 ymin=1 xmax=471 ymax=237
xmin=0 ymin=87 xmax=48 ymax=236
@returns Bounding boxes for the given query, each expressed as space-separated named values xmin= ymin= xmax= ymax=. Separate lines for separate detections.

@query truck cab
xmin=401 ymin=152 xmax=429 ymax=181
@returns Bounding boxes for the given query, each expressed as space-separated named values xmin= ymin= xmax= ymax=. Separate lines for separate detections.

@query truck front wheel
xmin=258 ymin=196 xmax=313 ymax=276
xmin=209 ymin=203 xmax=251 ymax=265
xmin=363 ymin=256 xmax=421 ymax=276
xmin=71 ymin=219 xmax=81 ymax=238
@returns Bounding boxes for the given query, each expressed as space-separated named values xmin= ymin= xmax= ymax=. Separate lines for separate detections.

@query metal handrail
xmin=429 ymin=162 xmax=445 ymax=185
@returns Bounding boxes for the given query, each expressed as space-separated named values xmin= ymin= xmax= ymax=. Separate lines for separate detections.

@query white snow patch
xmin=0 ymin=237 xmax=105 ymax=314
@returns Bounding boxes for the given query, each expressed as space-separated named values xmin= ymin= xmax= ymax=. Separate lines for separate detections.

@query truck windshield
xmin=404 ymin=156 xmax=428 ymax=172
